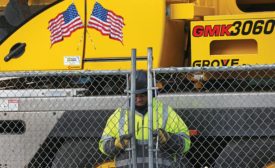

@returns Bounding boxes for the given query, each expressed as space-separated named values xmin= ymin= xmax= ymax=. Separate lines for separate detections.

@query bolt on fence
xmin=0 ymin=64 xmax=274 ymax=168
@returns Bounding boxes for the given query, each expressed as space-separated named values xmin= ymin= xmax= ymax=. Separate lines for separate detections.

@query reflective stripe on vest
xmin=101 ymin=135 xmax=113 ymax=141
xmin=177 ymin=132 xmax=190 ymax=140
xmin=101 ymin=135 xmax=113 ymax=147
xmin=101 ymin=135 xmax=114 ymax=153
xmin=162 ymin=104 xmax=168 ymax=129
xmin=119 ymin=108 xmax=126 ymax=136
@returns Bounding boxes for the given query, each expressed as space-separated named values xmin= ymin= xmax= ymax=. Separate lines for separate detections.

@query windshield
xmin=0 ymin=0 xmax=58 ymax=41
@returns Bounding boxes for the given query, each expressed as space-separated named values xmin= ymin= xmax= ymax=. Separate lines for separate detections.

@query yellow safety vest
xmin=99 ymin=99 xmax=191 ymax=167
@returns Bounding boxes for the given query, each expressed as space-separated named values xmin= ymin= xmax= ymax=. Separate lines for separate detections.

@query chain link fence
xmin=0 ymin=71 xmax=130 ymax=168
xmin=0 ymin=65 xmax=274 ymax=168
xmin=154 ymin=65 xmax=275 ymax=168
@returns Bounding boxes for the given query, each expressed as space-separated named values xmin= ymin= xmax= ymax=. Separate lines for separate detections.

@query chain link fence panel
xmin=0 ymin=71 xmax=130 ymax=168
xmin=154 ymin=65 xmax=275 ymax=168
xmin=0 ymin=65 xmax=274 ymax=168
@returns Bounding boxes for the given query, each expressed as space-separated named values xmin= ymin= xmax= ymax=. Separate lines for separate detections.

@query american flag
xmin=88 ymin=2 xmax=125 ymax=43
xmin=48 ymin=4 xmax=84 ymax=45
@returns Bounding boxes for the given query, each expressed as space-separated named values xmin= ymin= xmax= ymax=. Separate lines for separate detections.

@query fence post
xmin=130 ymin=48 xmax=137 ymax=168
xmin=147 ymin=47 xmax=154 ymax=168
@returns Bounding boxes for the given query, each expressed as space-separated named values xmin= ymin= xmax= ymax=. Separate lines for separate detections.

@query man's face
xmin=135 ymin=93 xmax=147 ymax=107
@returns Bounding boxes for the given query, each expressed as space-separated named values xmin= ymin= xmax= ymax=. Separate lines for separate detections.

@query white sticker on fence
xmin=0 ymin=99 xmax=19 ymax=111
xmin=64 ymin=56 xmax=81 ymax=66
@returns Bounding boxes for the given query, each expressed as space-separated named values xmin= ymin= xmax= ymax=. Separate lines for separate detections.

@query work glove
xmin=114 ymin=134 xmax=132 ymax=150
xmin=153 ymin=128 xmax=171 ymax=144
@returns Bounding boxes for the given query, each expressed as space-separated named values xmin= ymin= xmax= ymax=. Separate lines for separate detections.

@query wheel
xmin=51 ymin=139 xmax=103 ymax=168
xmin=214 ymin=138 xmax=275 ymax=168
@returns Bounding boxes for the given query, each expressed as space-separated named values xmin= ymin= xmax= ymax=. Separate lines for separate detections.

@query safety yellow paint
xmin=191 ymin=14 xmax=275 ymax=67
xmin=0 ymin=0 xmax=85 ymax=71
xmin=83 ymin=0 xmax=166 ymax=70
xmin=205 ymin=12 xmax=275 ymax=21
xmin=1 ymin=0 xmax=275 ymax=71
xmin=160 ymin=19 xmax=186 ymax=67
xmin=170 ymin=3 xmax=215 ymax=20
xmin=0 ymin=0 xmax=168 ymax=71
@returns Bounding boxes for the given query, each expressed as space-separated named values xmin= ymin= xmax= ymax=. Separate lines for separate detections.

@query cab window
xmin=0 ymin=0 xmax=58 ymax=42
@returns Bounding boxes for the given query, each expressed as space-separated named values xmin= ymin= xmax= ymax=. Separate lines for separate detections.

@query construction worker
xmin=99 ymin=70 xmax=191 ymax=168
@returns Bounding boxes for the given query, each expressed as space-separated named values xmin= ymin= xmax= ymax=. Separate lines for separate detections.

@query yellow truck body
xmin=0 ymin=0 xmax=274 ymax=70
xmin=0 ymin=0 xmax=166 ymax=71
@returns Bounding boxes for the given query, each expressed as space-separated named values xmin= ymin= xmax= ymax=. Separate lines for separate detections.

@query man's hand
xmin=153 ymin=128 xmax=171 ymax=144
xmin=114 ymin=134 xmax=132 ymax=150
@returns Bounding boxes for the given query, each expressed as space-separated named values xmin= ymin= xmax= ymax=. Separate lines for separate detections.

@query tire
xmin=214 ymin=137 xmax=275 ymax=168
xmin=51 ymin=139 xmax=104 ymax=168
